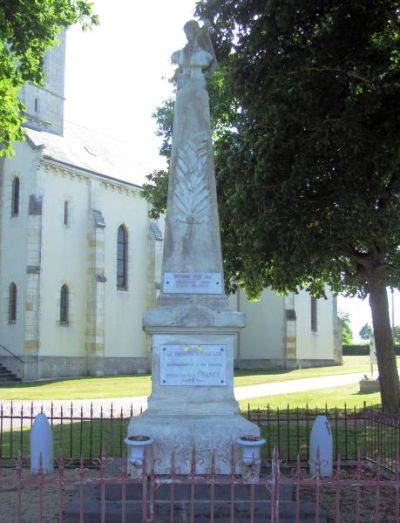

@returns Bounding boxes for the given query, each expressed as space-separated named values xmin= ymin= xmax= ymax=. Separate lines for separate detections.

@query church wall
xmin=0 ymin=143 xmax=41 ymax=369
xmin=237 ymin=289 xmax=286 ymax=368
xmin=37 ymin=164 xmax=89 ymax=363
xmin=4 ymin=156 xmax=154 ymax=379
xmin=294 ymin=289 xmax=338 ymax=366
xmin=232 ymin=287 xmax=340 ymax=369
xmin=97 ymin=181 xmax=150 ymax=369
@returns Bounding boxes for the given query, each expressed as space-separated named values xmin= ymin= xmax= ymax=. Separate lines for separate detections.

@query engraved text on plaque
xmin=160 ymin=344 xmax=227 ymax=386
xmin=163 ymin=273 xmax=222 ymax=294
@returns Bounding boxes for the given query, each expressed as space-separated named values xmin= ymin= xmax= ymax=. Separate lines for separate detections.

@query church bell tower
xmin=19 ymin=30 xmax=66 ymax=136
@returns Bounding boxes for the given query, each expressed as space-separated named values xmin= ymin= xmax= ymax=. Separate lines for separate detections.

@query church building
xmin=0 ymin=33 xmax=341 ymax=380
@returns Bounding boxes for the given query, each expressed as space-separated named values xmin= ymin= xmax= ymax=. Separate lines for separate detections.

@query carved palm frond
xmin=174 ymin=134 xmax=211 ymax=224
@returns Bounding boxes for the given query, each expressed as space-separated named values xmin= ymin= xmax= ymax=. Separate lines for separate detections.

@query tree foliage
xmin=0 ymin=0 xmax=98 ymax=157
xmin=359 ymin=323 xmax=374 ymax=341
xmin=144 ymin=0 xmax=400 ymax=411
xmin=338 ymin=311 xmax=353 ymax=345
xmin=394 ymin=326 xmax=400 ymax=345
xmin=342 ymin=322 xmax=353 ymax=345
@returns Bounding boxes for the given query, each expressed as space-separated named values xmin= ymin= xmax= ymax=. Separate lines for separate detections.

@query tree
xmin=339 ymin=311 xmax=353 ymax=345
xmin=144 ymin=0 xmax=400 ymax=412
xmin=360 ymin=323 xmax=374 ymax=341
xmin=0 ymin=0 xmax=98 ymax=157
xmin=394 ymin=326 xmax=400 ymax=345
xmin=342 ymin=323 xmax=353 ymax=346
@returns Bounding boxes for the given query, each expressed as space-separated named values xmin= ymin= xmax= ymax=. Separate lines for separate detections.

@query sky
xmin=62 ymin=0 xmax=399 ymax=341
xmin=64 ymin=0 xmax=197 ymax=179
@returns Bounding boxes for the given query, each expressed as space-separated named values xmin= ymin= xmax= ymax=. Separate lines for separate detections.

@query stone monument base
xmin=127 ymin=413 xmax=260 ymax=475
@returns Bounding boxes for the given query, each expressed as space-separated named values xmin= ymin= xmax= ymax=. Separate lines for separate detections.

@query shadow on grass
xmin=0 ymin=374 xmax=151 ymax=390
xmin=355 ymin=391 xmax=381 ymax=396
xmin=0 ymin=419 xmax=130 ymax=463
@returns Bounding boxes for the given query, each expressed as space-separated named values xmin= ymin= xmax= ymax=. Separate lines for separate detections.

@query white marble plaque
xmin=163 ymin=272 xmax=222 ymax=294
xmin=160 ymin=344 xmax=227 ymax=386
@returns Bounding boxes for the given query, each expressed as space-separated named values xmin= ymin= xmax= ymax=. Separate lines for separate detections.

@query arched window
xmin=11 ymin=177 xmax=20 ymax=216
xmin=117 ymin=225 xmax=128 ymax=290
xmin=9 ymin=283 xmax=17 ymax=323
xmin=311 ymin=297 xmax=318 ymax=332
xmin=64 ymin=201 xmax=69 ymax=225
xmin=60 ymin=284 xmax=69 ymax=324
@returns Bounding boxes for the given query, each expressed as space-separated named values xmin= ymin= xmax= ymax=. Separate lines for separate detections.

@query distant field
xmin=0 ymin=356 xmax=390 ymax=401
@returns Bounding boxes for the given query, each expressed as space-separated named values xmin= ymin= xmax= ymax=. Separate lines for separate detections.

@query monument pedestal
xmin=128 ymin=301 xmax=260 ymax=475
xmin=128 ymin=414 xmax=258 ymax=475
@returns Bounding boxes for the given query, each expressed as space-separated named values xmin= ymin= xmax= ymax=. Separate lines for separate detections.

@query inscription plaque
xmin=160 ymin=344 xmax=227 ymax=386
xmin=163 ymin=272 xmax=222 ymax=294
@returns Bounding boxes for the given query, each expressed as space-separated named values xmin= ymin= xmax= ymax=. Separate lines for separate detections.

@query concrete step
xmin=64 ymin=483 xmax=327 ymax=522
xmin=64 ymin=500 xmax=327 ymax=522
xmin=0 ymin=364 xmax=20 ymax=382
xmin=93 ymin=482 xmax=294 ymax=502
xmin=0 ymin=376 xmax=20 ymax=383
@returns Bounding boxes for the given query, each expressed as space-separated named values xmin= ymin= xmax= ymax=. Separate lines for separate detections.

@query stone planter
xmin=359 ymin=379 xmax=380 ymax=393
xmin=236 ymin=435 xmax=266 ymax=481
xmin=124 ymin=435 xmax=154 ymax=477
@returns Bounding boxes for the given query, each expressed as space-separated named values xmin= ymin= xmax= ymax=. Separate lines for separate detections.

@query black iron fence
xmin=0 ymin=402 xmax=136 ymax=464
xmin=0 ymin=402 xmax=399 ymax=470
xmin=246 ymin=404 xmax=400 ymax=471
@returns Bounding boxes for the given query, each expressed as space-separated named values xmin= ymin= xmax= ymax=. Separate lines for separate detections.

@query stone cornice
xmin=41 ymin=157 xmax=142 ymax=195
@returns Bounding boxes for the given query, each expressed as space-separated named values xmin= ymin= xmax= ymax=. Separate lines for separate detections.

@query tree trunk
xmin=369 ymin=278 xmax=400 ymax=413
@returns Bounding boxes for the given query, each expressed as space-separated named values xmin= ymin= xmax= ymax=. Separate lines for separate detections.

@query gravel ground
xmin=291 ymin=464 xmax=399 ymax=523
xmin=304 ymin=482 xmax=398 ymax=522
xmin=0 ymin=464 xmax=397 ymax=522
xmin=0 ymin=468 xmax=84 ymax=523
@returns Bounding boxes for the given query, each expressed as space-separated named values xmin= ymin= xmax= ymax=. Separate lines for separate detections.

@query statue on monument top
xmin=171 ymin=20 xmax=217 ymax=82
xmin=159 ymin=18 xmax=224 ymax=283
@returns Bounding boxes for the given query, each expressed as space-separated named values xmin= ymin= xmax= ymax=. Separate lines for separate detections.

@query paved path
xmin=0 ymin=371 xmax=373 ymax=417
xmin=234 ymin=371 xmax=376 ymax=401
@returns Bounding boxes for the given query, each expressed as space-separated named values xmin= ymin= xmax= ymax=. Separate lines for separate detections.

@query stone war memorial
xmin=127 ymin=20 xmax=260 ymax=474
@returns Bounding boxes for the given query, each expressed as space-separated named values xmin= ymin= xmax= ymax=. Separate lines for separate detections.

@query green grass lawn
xmin=0 ymin=375 xmax=152 ymax=401
xmin=0 ymin=356 xmax=388 ymax=401
xmin=0 ymin=389 xmax=387 ymax=464
xmin=0 ymin=356 xmax=393 ymax=464
xmin=239 ymin=383 xmax=382 ymax=412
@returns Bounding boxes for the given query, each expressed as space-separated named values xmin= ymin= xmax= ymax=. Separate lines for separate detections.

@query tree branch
xmin=378 ymin=167 xmax=400 ymax=212
xmin=287 ymin=66 xmax=400 ymax=91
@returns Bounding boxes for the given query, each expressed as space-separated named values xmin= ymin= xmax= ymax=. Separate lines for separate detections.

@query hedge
xmin=343 ymin=344 xmax=400 ymax=355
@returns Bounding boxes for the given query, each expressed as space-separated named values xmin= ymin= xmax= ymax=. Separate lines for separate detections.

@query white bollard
xmin=309 ymin=415 xmax=332 ymax=477
xmin=30 ymin=413 xmax=54 ymax=474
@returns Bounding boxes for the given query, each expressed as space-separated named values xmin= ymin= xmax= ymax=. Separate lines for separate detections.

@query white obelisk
xmin=128 ymin=20 xmax=259 ymax=474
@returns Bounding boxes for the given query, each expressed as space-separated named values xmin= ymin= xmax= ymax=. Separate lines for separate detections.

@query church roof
xmin=25 ymin=122 xmax=148 ymax=187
